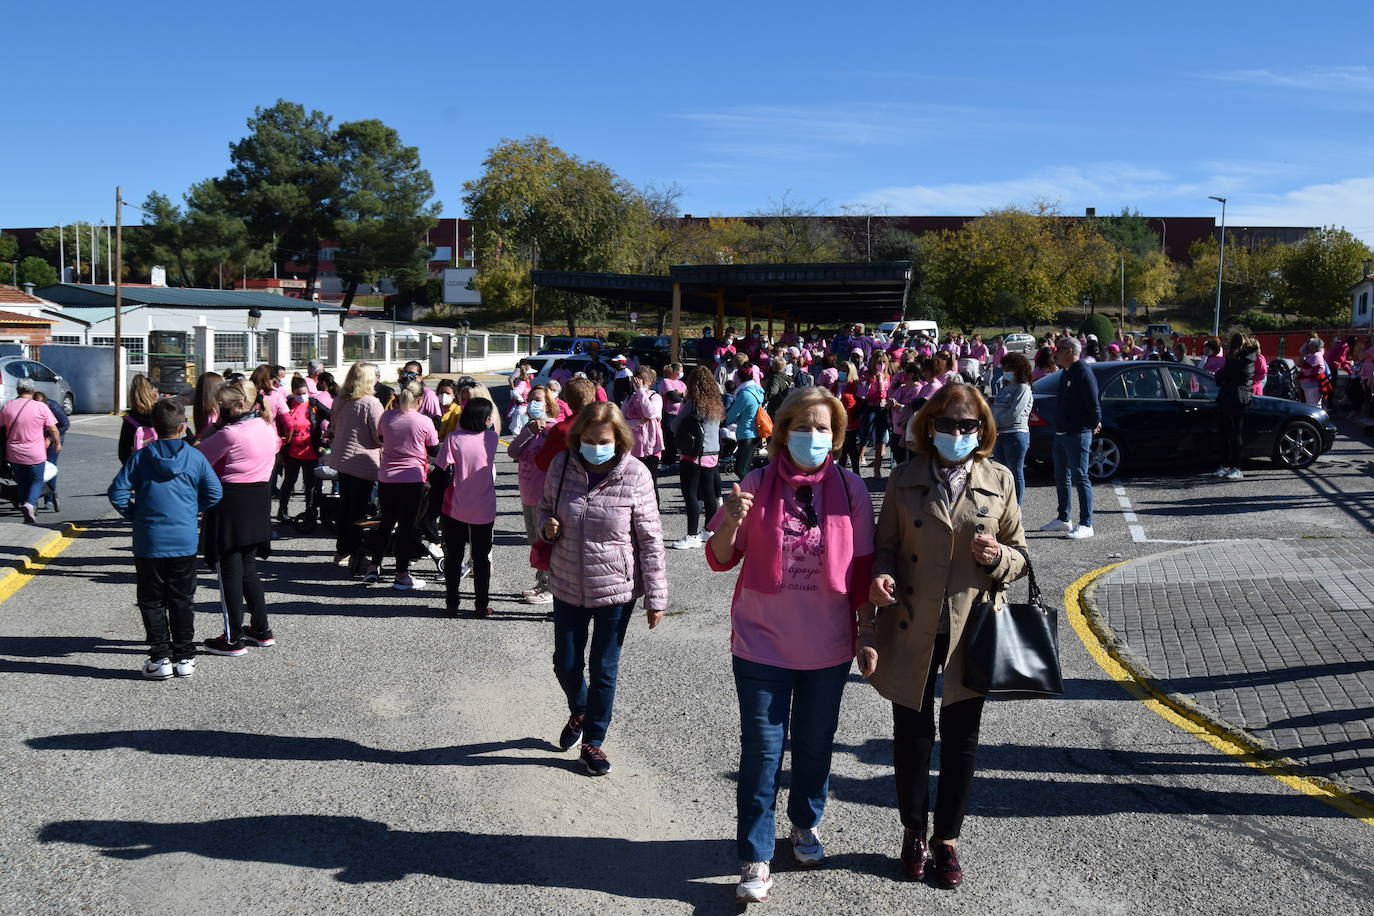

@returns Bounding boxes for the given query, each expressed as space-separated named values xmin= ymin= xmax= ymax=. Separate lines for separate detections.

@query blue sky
xmin=5 ymin=0 xmax=1374 ymax=239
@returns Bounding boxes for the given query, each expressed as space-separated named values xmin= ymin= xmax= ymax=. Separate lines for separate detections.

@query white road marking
xmin=1114 ymin=479 xmax=1293 ymax=545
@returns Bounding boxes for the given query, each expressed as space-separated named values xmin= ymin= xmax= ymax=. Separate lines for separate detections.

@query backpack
xmin=754 ymin=404 xmax=773 ymax=439
xmin=125 ymin=415 xmax=158 ymax=451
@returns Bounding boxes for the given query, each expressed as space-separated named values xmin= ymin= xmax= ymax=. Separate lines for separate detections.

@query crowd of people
xmin=75 ymin=316 xmax=1372 ymax=903
xmin=91 ymin=332 xmax=1036 ymax=902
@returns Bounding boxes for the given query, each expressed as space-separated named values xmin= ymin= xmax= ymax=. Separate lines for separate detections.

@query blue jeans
xmin=552 ymin=598 xmax=635 ymax=747
xmin=993 ymin=430 xmax=1029 ymax=505
xmin=733 ymin=656 xmax=850 ymax=862
xmin=12 ymin=462 xmax=44 ymax=509
xmin=1052 ymin=430 xmax=1093 ymax=527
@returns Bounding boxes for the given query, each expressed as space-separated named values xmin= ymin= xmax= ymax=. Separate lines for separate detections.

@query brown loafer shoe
xmin=900 ymin=829 xmax=928 ymax=881
xmin=929 ymin=841 xmax=963 ymax=889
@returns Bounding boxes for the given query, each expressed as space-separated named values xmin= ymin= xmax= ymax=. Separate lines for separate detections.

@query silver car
xmin=0 ymin=358 xmax=76 ymax=414
xmin=1001 ymin=333 xmax=1037 ymax=356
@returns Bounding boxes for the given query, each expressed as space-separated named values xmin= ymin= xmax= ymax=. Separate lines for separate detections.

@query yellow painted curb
xmin=0 ymin=524 xmax=87 ymax=604
xmin=1064 ymin=563 xmax=1374 ymax=827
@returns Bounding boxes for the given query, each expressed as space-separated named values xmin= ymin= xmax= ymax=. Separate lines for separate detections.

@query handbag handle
xmin=1010 ymin=545 xmax=1042 ymax=606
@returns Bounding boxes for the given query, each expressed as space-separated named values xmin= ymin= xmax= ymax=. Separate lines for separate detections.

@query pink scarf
xmin=741 ymin=453 xmax=854 ymax=596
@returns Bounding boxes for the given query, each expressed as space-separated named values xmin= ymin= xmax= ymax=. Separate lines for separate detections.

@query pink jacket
xmin=623 ymin=388 xmax=664 ymax=458
xmin=507 ymin=421 xmax=551 ymax=507
xmin=538 ymin=451 xmax=667 ymax=611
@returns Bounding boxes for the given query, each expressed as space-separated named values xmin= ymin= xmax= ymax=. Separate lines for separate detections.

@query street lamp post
xmin=1151 ymin=217 xmax=1167 ymax=256
xmin=1209 ymin=196 xmax=1227 ymax=337
xmin=246 ymin=308 xmax=263 ymax=370
xmin=459 ymin=319 xmax=471 ymax=374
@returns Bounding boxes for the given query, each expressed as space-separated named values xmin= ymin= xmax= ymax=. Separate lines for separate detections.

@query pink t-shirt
xmin=419 ymin=386 xmax=442 ymax=419
xmin=265 ymin=385 xmax=289 ymax=418
xmin=657 ymin=378 xmax=687 ymax=416
xmin=708 ymin=470 xmax=874 ymax=670
xmin=0 ymin=398 xmax=57 ymax=466
xmin=436 ymin=429 xmax=498 ymax=524
xmin=199 ymin=415 xmax=280 ymax=483
xmin=378 ymin=409 xmax=439 ymax=483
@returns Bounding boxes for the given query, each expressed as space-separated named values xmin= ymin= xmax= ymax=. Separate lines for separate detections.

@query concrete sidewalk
xmin=1083 ymin=538 xmax=1374 ymax=802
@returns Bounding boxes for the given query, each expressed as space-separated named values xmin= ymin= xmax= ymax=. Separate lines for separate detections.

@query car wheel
xmin=1087 ymin=433 xmax=1123 ymax=480
xmin=62 ymin=393 xmax=75 ymax=415
xmin=1273 ymin=419 xmax=1321 ymax=469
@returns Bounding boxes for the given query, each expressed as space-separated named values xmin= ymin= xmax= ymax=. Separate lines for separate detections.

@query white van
xmin=878 ymin=320 xmax=940 ymax=342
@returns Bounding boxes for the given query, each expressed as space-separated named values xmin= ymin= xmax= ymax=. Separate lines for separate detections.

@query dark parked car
xmin=1027 ymin=361 xmax=1336 ymax=480
xmin=627 ymin=335 xmax=673 ymax=369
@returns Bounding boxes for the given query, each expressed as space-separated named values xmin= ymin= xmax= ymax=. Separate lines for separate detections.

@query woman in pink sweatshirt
xmin=197 ymin=379 xmax=283 ymax=656
xmin=436 ymin=397 xmax=500 ymax=618
xmin=507 ymin=386 xmax=559 ymax=605
xmin=705 ymin=386 xmax=875 ymax=903
xmin=623 ymin=366 xmax=665 ymax=501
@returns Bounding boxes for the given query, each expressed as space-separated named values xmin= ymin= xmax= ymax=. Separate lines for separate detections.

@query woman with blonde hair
xmin=705 ymin=386 xmax=875 ymax=903
xmin=861 ymin=383 xmax=1027 ymax=888
xmin=365 ymin=381 xmax=438 ymax=589
xmin=538 ymin=401 xmax=667 ymax=776
xmin=118 ymin=374 xmax=161 ymax=464
xmin=328 ymin=361 xmax=384 ymax=573
xmin=197 ymin=378 xmax=282 ymax=656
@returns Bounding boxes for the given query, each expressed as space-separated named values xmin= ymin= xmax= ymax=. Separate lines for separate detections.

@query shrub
xmin=1079 ymin=313 xmax=1115 ymax=343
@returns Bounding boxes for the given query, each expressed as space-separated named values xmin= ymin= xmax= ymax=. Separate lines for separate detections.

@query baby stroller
xmin=957 ymin=357 xmax=986 ymax=389
xmin=1263 ymin=358 xmax=1300 ymax=402
xmin=352 ymin=480 xmax=447 ymax=581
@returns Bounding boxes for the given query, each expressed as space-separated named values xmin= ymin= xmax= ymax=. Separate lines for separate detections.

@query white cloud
xmin=1202 ymin=66 xmax=1374 ymax=92
xmin=850 ymin=164 xmax=1186 ymax=214
xmin=1228 ymin=177 xmax=1374 ymax=239
xmin=674 ymin=102 xmax=1010 ymax=151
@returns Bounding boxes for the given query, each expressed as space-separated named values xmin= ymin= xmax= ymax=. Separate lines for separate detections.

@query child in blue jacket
xmin=108 ymin=399 xmax=222 ymax=680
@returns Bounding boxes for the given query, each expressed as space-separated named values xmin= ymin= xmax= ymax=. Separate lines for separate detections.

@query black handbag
xmin=965 ymin=551 xmax=1064 ymax=699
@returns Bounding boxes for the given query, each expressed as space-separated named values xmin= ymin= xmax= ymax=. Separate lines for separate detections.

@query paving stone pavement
xmin=1086 ymin=538 xmax=1374 ymax=800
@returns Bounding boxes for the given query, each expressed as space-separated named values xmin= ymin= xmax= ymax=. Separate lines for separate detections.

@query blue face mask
xmin=579 ymin=442 xmax=616 ymax=465
xmin=527 ymin=401 xmax=545 ymax=419
xmin=933 ymin=431 xmax=979 ymax=463
xmin=788 ymin=430 xmax=833 ymax=468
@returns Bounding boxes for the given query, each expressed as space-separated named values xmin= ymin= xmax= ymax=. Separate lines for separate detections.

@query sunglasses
xmin=797 ymin=485 xmax=819 ymax=529
xmin=933 ymin=417 xmax=982 ymax=435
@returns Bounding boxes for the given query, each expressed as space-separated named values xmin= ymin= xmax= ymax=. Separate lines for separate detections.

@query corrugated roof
xmin=36 ymin=284 xmax=347 ymax=311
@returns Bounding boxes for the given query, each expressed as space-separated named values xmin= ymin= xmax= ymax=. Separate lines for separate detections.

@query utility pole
xmin=529 ymin=239 xmax=537 ymax=356
xmin=58 ymin=224 xmax=65 ymax=282
xmin=91 ymin=223 xmax=96 ymax=283
xmin=105 ymin=224 xmax=112 ymax=283
xmin=1119 ymin=256 xmax=1125 ymax=318
xmin=1209 ymin=196 xmax=1227 ymax=337
xmin=75 ymin=222 xmax=81 ymax=283
xmin=114 ymin=187 xmax=123 ymax=414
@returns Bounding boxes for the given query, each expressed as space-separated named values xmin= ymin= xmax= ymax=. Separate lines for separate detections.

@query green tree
xmin=1279 ymin=227 xmax=1371 ymax=325
xmin=750 ymin=195 xmax=844 ymax=262
xmin=0 ymin=233 xmax=18 ymax=267
xmin=1178 ymin=238 xmax=1286 ymax=324
xmin=463 ymin=136 xmax=648 ymax=333
xmin=1093 ymin=207 xmax=1161 ymax=258
xmin=128 ymin=187 xmax=270 ymax=288
xmin=214 ymin=100 xmax=343 ymax=302
xmin=331 ymin=118 xmax=440 ymax=310
xmin=35 ymin=223 xmax=110 ymax=282
xmin=17 ymin=256 xmax=57 ymax=288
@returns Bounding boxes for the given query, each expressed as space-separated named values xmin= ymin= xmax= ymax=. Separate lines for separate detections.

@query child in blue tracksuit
xmin=108 ymin=399 xmax=222 ymax=680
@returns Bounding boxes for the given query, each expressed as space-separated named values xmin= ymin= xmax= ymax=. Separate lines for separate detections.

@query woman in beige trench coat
xmin=857 ymin=383 xmax=1027 ymax=889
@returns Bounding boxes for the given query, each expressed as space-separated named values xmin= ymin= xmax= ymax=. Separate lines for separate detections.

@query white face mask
xmin=440 ymin=393 xmax=454 ymax=407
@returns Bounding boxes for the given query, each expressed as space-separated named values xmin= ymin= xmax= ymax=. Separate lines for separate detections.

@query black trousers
xmin=278 ymin=456 xmax=322 ymax=518
xmin=1219 ymin=402 xmax=1247 ymax=469
xmin=371 ymin=481 xmax=425 ymax=574
xmin=638 ymin=455 xmax=661 ymax=506
xmin=135 ymin=555 xmax=198 ymax=661
xmin=661 ymin=421 xmax=679 ymax=465
xmin=734 ymin=437 xmax=759 ymax=481
xmin=336 ymin=473 xmax=374 ymax=560
xmin=679 ymin=461 xmax=721 ymax=537
xmin=891 ymin=632 xmax=987 ymax=840
xmin=217 ymin=545 xmax=268 ymax=643
xmin=840 ymin=429 xmax=862 ymax=473
xmin=444 ymin=517 xmax=493 ymax=611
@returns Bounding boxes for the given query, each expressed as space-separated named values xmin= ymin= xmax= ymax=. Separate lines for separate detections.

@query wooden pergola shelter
xmin=530 ymin=261 xmax=913 ymax=357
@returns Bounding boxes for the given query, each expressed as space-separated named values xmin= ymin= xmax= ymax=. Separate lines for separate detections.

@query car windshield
xmin=544 ymin=337 xmax=573 ymax=351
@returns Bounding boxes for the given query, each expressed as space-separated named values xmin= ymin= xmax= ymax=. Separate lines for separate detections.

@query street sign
xmin=629 ymin=312 xmax=638 ymax=322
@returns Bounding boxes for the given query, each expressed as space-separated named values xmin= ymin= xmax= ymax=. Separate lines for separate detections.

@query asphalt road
xmin=0 ymin=413 xmax=1371 ymax=914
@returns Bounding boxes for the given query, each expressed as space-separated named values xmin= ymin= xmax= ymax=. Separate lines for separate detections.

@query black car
xmin=1027 ymin=361 xmax=1337 ymax=480
xmin=627 ymin=335 xmax=674 ymax=369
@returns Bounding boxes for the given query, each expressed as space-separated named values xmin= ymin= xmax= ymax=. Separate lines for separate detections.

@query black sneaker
xmin=580 ymin=743 xmax=611 ymax=777
xmin=558 ymin=714 xmax=584 ymax=750
xmin=242 ymin=628 xmax=276 ymax=648
xmin=202 ymin=634 xmax=247 ymax=657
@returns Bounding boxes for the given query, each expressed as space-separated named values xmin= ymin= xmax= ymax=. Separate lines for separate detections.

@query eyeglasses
xmin=933 ymin=417 xmax=982 ymax=435
xmin=797 ymin=485 xmax=818 ymax=529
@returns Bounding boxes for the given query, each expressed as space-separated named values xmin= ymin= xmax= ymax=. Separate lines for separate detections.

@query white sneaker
xmin=522 ymin=590 xmax=553 ymax=605
xmin=392 ymin=575 xmax=426 ymax=591
xmin=669 ymin=534 xmax=702 ymax=550
xmin=141 ymin=657 xmax=173 ymax=680
xmin=791 ymin=825 xmax=824 ymax=865
xmin=1039 ymin=519 xmax=1071 ymax=532
xmin=173 ymin=658 xmax=196 ymax=678
xmin=1067 ymin=525 xmax=1095 ymax=540
xmin=736 ymin=861 xmax=773 ymax=903
xmin=1224 ymin=468 xmax=1244 ymax=481
xmin=1210 ymin=466 xmax=1231 ymax=477
xmin=460 ymin=560 xmax=472 ymax=579
xmin=425 ymin=542 xmax=445 ymax=560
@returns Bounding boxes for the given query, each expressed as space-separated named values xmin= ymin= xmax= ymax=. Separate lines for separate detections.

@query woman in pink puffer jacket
xmin=538 ymin=401 xmax=668 ymax=778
